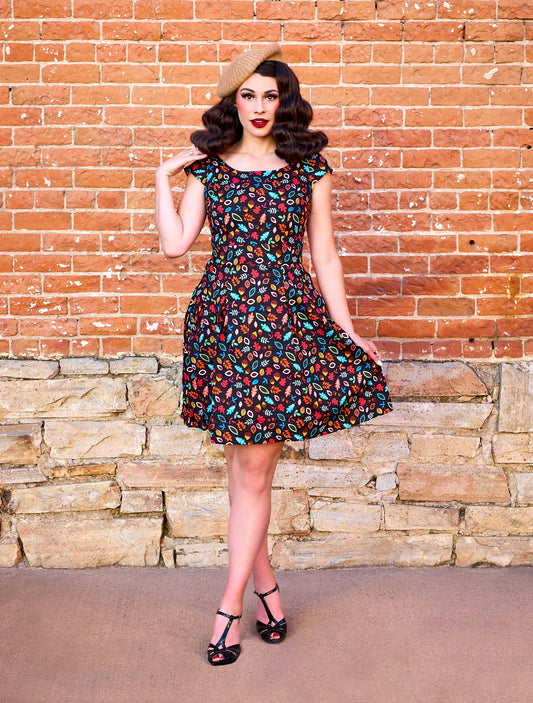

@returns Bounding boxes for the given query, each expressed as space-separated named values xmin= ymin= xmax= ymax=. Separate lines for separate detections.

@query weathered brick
xmin=44 ymin=421 xmax=145 ymax=459
xmin=0 ymin=423 xmax=41 ymax=465
xmin=515 ymin=473 xmax=533 ymax=504
xmin=410 ymin=434 xmax=480 ymax=460
xmin=493 ymin=433 xmax=533 ymax=464
xmin=6 ymin=481 xmax=120 ymax=514
xmin=128 ymin=375 xmax=180 ymax=416
xmin=59 ymin=358 xmax=109 ymax=375
xmin=0 ymin=541 xmax=22 ymax=567
xmin=148 ymin=424 xmax=204 ymax=457
xmin=17 ymin=517 xmax=163 ymax=568
xmin=0 ymin=378 xmax=126 ymax=419
xmin=377 ymin=402 xmax=493 ymax=430
xmin=308 ymin=429 xmax=359 ymax=460
xmin=498 ymin=363 xmax=533 ymax=433
xmin=384 ymin=504 xmax=460 ymax=531
xmin=109 ymin=356 xmax=158 ymax=375
xmin=455 ymin=536 xmax=533 ymax=566
xmin=0 ymin=466 xmax=46 ymax=485
xmin=464 ymin=506 xmax=533 ymax=534
xmin=397 ymin=463 xmax=510 ymax=503
xmin=272 ymin=533 xmax=453 ymax=569
xmin=385 ymin=361 xmax=488 ymax=398
xmin=311 ymin=500 xmax=381 ymax=533
xmin=118 ymin=460 xmax=226 ymax=489
xmin=0 ymin=360 xmax=58 ymax=379
xmin=120 ymin=489 xmax=163 ymax=514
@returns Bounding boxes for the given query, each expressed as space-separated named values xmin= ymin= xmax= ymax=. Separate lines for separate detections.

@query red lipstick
xmin=251 ymin=119 xmax=268 ymax=128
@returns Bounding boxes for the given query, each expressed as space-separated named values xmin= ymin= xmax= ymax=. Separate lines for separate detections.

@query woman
xmin=155 ymin=44 xmax=392 ymax=666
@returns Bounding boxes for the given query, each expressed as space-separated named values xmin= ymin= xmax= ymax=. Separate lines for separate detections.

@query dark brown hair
xmin=190 ymin=60 xmax=328 ymax=162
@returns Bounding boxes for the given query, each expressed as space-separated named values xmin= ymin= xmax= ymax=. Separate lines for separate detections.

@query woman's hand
xmin=348 ymin=332 xmax=383 ymax=367
xmin=156 ymin=146 xmax=205 ymax=179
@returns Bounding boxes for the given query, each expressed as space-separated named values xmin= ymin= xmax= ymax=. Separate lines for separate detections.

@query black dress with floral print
xmin=182 ymin=153 xmax=392 ymax=444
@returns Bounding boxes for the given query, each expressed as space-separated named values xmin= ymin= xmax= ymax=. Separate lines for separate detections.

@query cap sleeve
xmin=304 ymin=153 xmax=333 ymax=188
xmin=183 ymin=157 xmax=209 ymax=185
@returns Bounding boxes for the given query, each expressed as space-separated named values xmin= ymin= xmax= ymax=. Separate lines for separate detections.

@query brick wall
xmin=1 ymin=0 xmax=532 ymax=361
xmin=1 ymin=358 xmax=532 ymax=568
xmin=1 ymin=2 xmax=532 ymax=569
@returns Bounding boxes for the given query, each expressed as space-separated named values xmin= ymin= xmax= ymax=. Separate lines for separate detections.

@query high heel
xmin=207 ymin=610 xmax=242 ymax=666
xmin=254 ymin=583 xmax=287 ymax=644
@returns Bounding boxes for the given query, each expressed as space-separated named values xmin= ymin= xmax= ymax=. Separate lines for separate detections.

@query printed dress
xmin=182 ymin=153 xmax=392 ymax=444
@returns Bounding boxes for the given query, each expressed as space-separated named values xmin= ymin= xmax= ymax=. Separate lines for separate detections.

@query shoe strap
xmin=253 ymin=583 xmax=280 ymax=626
xmin=213 ymin=610 xmax=242 ymax=650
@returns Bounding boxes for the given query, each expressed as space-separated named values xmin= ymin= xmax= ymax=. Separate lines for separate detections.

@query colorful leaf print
xmin=181 ymin=154 xmax=393 ymax=444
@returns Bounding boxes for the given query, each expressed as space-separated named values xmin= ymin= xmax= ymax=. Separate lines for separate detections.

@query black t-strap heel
xmin=254 ymin=583 xmax=288 ymax=643
xmin=207 ymin=610 xmax=242 ymax=666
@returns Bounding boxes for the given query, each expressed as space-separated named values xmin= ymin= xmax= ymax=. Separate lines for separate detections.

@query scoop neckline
xmin=215 ymin=155 xmax=293 ymax=175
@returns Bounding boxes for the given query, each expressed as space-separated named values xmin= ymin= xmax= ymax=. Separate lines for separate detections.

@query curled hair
xmin=191 ymin=60 xmax=328 ymax=163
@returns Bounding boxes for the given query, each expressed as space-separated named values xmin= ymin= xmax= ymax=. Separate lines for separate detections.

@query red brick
xmin=0 ymin=21 xmax=40 ymax=40
xmin=75 ymin=169 xmax=133 ymax=188
xmin=477 ymin=297 xmax=533 ymax=316
xmin=19 ymin=318 xmax=78 ymax=337
xmin=42 ymin=147 xmax=99 ymax=167
xmin=4 ymin=43 xmax=34 ymax=62
xmin=459 ymin=191 xmax=489 ymax=210
xmin=431 ymin=254 xmax=489 ymax=274
xmin=65 ymin=42 xmax=96 ymax=62
xmin=433 ymin=128 xmax=491 ymax=148
xmin=14 ymin=254 xmax=71 ymax=273
xmin=374 ymin=171 xmax=432 ymax=189
xmin=374 ymin=129 xmax=431 ymax=148
xmin=11 ymin=339 xmax=40 ymax=356
xmin=74 ymin=212 xmax=130 ymax=231
xmin=345 ymin=276 xmax=401 ymax=296
xmin=437 ymin=318 xmax=496 ymax=338
xmin=74 ymin=0 xmax=133 ymax=18
xmin=497 ymin=318 xmax=533 ymax=337
xmin=438 ymin=1 xmax=496 ymax=19
xmin=464 ymin=20 xmax=523 ymax=41
xmin=10 ymin=296 xmax=68 ymax=315
xmin=377 ymin=0 xmax=436 ymax=19
xmin=70 ymin=338 xmax=101 ymax=356
xmin=79 ymin=318 xmax=137 ymax=335
xmin=418 ymin=297 xmax=476 ymax=317
xmin=102 ymin=22 xmax=162 ymax=41
xmin=379 ymin=319 xmax=436 ymax=338
xmin=44 ymin=107 xmax=102 ymax=125
xmin=458 ymin=234 xmax=518 ymax=253
xmin=14 ymin=212 xmax=71 ymax=230
xmin=97 ymin=191 xmax=126 ymax=209
xmin=0 ymin=319 xmax=18 ymax=336
xmin=460 ymin=275 xmax=511 ymax=296
xmin=370 ymin=255 xmax=428 ymax=274
xmin=15 ymin=127 xmax=71 ymax=146
xmin=462 ymin=340 xmax=495 ymax=359
xmin=494 ymin=213 xmax=533 ymax=232
xmin=72 ymin=254 xmax=129 ymax=273
xmin=494 ymin=340 xmax=524 ymax=359
xmin=258 ymin=0 xmax=316 ymax=19
xmin=403 ymin=275 xmax=460 ymax=296
xmin=162 ymin=21 xmax=221 ymax=42
xmin=14 ymin=0 xmax=71 ymax=16
xmin=434 ymin=170 xmax=491 ymax=189
xmin=358 ymin=297 xmax=416 ymax=317
xmin=70 ymin=296 xmax=119 ymax=314
xmin=433 ymin=340 xmax=463 ymax=358
xmin=43 ymin=275 xmax=100 ymax=294
xmin=102 ymin=64 xmax=159 ymax=83
xmin=499 ymin=1 xmax=533 ymax=19
xmin=102 ymin=274 xmax=160 ymax=294
xmin=404 ymin=21 xmax=464 ymax=41
xmin=490 ymin=255 xmax=533 ymax=274
xmin=401 ymin=341 xmax=433 ymax=359
xmin=72 ymin=85 xmax=130 ymax=105
xmin=101 ymin=338 xmax=133 ymax=356
xmin=42 ymin=64 xmax=100 ymax=84
xmin=403 ymin=149 xmax=461 ymax=169
xmin=343 ymin=21 xmax=401 ymax=41
xmin=134 ymin=1 xmax=193 ymax=19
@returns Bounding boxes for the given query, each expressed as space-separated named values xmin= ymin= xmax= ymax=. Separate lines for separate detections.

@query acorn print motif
xmin=182 ymin=154 xmax=393 ymax=444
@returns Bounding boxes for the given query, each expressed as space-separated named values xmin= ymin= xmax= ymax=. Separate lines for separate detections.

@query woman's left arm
xmin=307 ymin=173 xmax=382 ymax=366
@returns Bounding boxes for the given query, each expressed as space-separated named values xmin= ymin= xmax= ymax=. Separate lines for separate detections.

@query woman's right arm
xmin=155 ymin=147 xmax=207 ymax=258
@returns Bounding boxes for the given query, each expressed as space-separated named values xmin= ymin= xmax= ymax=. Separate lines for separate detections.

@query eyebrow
xmin=239 ymin=88 xmax=279 ymax=94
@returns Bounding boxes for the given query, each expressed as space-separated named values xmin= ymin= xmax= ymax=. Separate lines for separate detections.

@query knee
xmin=234 ymin=459 xmax=273 ymax=494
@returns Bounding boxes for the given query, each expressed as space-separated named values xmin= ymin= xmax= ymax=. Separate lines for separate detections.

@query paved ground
xmin=0 ymin=565 xmax=531 ymax=703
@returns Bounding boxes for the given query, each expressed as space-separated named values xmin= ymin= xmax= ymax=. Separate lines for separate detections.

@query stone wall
xmin=0 ymin=357 xmax=531 ymax=569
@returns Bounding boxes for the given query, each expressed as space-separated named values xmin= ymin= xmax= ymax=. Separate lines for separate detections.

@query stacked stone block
xmin=0 ymin=358 xmax=531 ymax=569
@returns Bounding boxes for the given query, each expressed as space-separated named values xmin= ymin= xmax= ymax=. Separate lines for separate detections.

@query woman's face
xmin=235 ymin=73 xmax=280 ymax=137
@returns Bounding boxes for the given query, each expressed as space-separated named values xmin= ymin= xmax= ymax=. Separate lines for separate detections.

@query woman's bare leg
xmin=209 ymin=441 xmax=284 ymax=660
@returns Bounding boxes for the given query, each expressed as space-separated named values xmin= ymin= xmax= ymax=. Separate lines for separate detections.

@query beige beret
xmin=216 ymin=43 xmax=286 ymax=98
